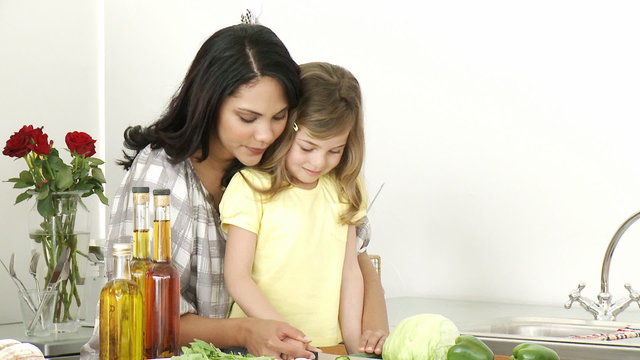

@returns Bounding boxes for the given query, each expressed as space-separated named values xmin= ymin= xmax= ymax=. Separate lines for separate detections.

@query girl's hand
xmin=243 ymin=318 xmax=314 ymax=360
xmin=358 ymin=328 xmax=388 ymax=355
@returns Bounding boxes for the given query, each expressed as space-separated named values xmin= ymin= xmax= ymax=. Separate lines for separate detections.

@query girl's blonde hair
xmin=255 ymin=62 xmax=365 ymax=224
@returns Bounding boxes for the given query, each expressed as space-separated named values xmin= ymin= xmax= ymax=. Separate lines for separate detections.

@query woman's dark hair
xmin=118 ymin=24 xmax=301 ymax=183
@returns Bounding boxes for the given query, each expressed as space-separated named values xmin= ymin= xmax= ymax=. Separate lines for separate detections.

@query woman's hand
xmin=243 ymin=318 xmax=315 ymax=359
xmin=279 ymin=337 xmax=321 ymax=360
xmin=358 ymin=328 xmax=388 ymax=355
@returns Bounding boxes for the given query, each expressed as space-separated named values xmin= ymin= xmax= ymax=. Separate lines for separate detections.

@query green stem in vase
xmin=33 ymin=193 xmax=85 ymax=324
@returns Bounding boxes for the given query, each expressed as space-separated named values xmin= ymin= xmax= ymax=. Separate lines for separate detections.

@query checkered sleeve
xmin=356 ymin=215 xmax=371 ymax=253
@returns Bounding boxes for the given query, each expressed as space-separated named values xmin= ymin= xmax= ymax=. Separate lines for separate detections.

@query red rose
xmin=19 ymin=125 xmax=39 ymax=137
xmin=27 ymin=128 xmax=53 ymax=155
xmin=2 ymin=125 xmax=39 ymax=158
xmin=65 ymin=131 xmax=96 ymax=157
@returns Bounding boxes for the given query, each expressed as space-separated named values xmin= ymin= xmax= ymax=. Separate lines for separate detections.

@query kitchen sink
xmin=460 ymin=316 xmax=640 ymax=360
xmin=467 ymin=316 xmax=630 ymax=338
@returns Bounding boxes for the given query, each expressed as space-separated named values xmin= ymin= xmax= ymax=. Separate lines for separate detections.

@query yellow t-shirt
xmin=220 ymin=169 xmax=366 ymax=347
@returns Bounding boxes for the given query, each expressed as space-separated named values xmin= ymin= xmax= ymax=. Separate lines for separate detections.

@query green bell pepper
xmin=447 ymin=335 xmax=494 ymax=360
xmin=509 ymin=343 xmax=560 ymax=360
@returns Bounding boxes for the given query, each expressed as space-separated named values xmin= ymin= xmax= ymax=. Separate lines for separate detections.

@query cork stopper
xmin=153 ymin=189 xmax=171 ymax=207
xmin=132 ymin=187 xmax=149 ymax=205
xmin=112 ymin=243 xmax=132 ymax=257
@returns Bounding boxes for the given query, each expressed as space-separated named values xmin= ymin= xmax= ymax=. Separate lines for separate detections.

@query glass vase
xmin=29 ymin=191 xmax=90 ymax=333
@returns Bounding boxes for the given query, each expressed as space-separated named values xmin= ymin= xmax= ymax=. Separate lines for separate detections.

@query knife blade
xmin=27 ymin=247 xmax=71 ymax=331
xmin=45 ymin=247 xmax=71 ymax=291
xmin=316 ymin=352 xmax=381 ymax=360
xmin=316 ymin=353 xmax=342 ymax=360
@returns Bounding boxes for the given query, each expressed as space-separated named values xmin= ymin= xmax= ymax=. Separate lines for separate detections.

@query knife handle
xmin=26 ymin=290 xmax=55 ymax=332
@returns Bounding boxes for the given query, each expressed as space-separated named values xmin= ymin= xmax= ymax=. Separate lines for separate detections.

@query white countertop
xmin=4 ymin=296 xmax=640 ymax=358
xmin=386 ymin=296 xmax=640 ymax=359
xmin=0 ymin=322 xmax=93 ymax=357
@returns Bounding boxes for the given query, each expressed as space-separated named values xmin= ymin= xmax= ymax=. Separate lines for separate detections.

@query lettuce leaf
xmin=171 ymin=340 xmax=274 ymax=360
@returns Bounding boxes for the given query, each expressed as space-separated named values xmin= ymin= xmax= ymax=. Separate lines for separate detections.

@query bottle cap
xmin=153 ymin=189 xmax=171 ymax=206
xmin=112 ymin=243 xmax=132 ymax=257
xmin=132 ymin=188 xmax=149 ymax=205
xmin=153 ymin=189 xmax=171 ymax=195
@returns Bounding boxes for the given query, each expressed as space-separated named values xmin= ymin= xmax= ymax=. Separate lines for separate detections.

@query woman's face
xmin=214 ymin=76 xmax=289 ymax=166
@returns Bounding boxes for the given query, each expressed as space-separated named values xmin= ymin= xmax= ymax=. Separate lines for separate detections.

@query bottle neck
xmin=112 ymin=255 xmax=132 ymax=280
xmin=153 ymin=203 xmax=171 ymax=262
xmin=133 ymin=202 xmax=150 ymax=259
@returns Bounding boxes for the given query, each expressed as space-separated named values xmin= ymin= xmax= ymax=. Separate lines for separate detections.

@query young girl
xmin=220 ymin=62 xmax=368 ymax=354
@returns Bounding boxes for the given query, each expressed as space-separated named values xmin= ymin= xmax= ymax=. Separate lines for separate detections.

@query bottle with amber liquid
xmin=145 ymin=189 xmax=180 ymax=358
xmin=99 ymin=243 xmax=143 ymax=360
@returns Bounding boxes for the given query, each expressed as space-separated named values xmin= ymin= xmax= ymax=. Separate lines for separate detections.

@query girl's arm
xmin=357 ymin=251 xmax=389 ymax=354
xmin=224 ymin=224 xmax=285 ymax=321
xmin=339 ymin=225 xmax=364 ymax=354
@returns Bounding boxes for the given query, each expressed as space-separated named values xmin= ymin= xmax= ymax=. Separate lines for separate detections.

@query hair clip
xmin=240 ymin=9 xmax=259 ymax=24
xmin=293 ymin=122 xmax=299 ymax=132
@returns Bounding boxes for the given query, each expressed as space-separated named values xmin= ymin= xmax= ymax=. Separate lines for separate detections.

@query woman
xmin=81 ymin=23 xmax=387 ymax=359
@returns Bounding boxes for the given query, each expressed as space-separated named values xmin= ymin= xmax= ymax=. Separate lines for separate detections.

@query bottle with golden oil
xmin=130 ymin=187 xmax=152 ymax=344
xmin=99 ymin=243 xmax=143 ymax=360
xmin=145 ymin=189 xmax=180 ymax=358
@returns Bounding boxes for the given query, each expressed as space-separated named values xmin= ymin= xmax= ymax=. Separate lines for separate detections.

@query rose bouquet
xmin=3 ymin=125 xmax=108 ymax=328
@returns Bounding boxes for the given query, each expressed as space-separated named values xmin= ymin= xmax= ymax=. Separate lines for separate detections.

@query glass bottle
xmin=130 ymin=187 xmax=152 ymax=345
xmin=99 ymin=243 xmax=143 ymax=360
xmin=145 ymin=189 xmax=180 ymax=358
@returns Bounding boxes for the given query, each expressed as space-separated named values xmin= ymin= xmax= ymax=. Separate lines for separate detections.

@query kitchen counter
xmin=386 ymin=296 xmax=640 ymax=328
xmin=4 ymin=297 xmax=640 ymax=359
xmin=0 ymin=322 xmax=93 ymax=359
xmin=386 ymin=296 xmax=640 ymax=359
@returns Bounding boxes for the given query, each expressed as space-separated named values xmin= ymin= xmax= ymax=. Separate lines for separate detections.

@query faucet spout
xmin=600 ymin=211 xmax=640 ymax=295
xmin=566 ymin=210 xmax=640 ymax=320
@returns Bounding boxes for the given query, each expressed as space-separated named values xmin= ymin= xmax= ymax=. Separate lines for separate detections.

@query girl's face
xmin=213 ymin=76 xmax=289 ymax=166
xmin=285 ymin=126 xmax=351 ymax=189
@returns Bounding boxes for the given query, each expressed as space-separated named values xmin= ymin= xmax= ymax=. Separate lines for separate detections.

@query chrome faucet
xmin=565 ymin=211 xmax=640 ymax=320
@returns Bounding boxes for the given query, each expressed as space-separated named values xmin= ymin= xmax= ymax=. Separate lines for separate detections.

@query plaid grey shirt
xmin=104 ymin=145 xmax=231 ymax=316
xmin=80 ymin=145 xmax=370 ymax=359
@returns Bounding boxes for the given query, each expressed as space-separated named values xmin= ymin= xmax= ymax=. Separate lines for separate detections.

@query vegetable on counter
xmin=382 ymin=313 xmax=460 ymax=360
xmin=509 ymin=343 xmax=560 ymax=360
xmin=0 ymin=339 xmax=45 ymax=359
xmin=171 ymin=339 xmax=273 ymax=360
xmin=446 ymin=335 xmax=494 ymax=360
xmin=347 ymin=353 xmax=382 ymax=358
xmin=335 ymin=353 xmax=383 ymax=360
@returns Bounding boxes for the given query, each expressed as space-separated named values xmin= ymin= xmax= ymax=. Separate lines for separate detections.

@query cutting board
xmin=319 ymin=346 xmax=511 ymax=360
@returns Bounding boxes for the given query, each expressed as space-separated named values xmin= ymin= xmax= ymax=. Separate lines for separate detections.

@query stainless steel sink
xmin=469 ymin=316 xmax=630 ymax=338
xmin=460 ymin=317 xmax=640 ymax=360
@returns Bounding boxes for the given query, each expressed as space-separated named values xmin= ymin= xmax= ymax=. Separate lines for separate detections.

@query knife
xmin=27 ymin=247 xmax=71 ymax=331
xmin=315 ymin=352 xmax=382 ymax=360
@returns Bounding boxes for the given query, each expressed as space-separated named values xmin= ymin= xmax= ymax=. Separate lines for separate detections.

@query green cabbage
xmin=382 ymin=314 xmax=460 ymax=360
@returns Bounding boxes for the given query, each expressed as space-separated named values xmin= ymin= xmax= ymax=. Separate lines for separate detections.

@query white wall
xmin=2 ymin=0 xmax=640 ymax=324
xmin=0 ymin=0 xmax=100 ymax=323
